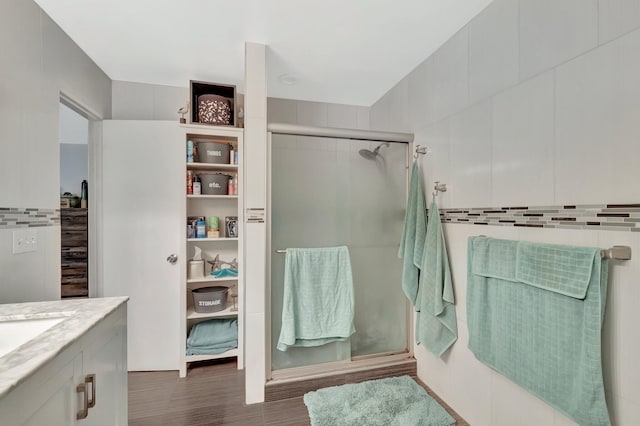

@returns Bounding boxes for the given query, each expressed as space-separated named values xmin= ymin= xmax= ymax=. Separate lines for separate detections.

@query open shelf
xmin=187 ymin=194 xmax=238 ymax=199
xmin=187 ymin=306 xmax=238 ymax=320
xmin=187 ymin=163 xmax=238 ymax=171
xmin=185 ymin=349 xmax=239 ymax=363
xmin=181 ymin=123 xmax=243 ymax=378
xmin=187 ymin=276 xmax=238 ymax=284
xmin=186 ymin=237 xmax=238 ymax=242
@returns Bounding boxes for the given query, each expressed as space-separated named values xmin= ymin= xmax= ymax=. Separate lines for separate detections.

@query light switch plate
xmin=13 ymin=229 xmax=37 ymax=254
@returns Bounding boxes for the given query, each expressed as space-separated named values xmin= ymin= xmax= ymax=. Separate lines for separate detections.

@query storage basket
xmin=198 ymin=173 xmax=230 ymax=195
xmin=197 ymin=94 xmax=232 ymax=125
xmin=195 ymin=141 xmax=231 ymax=164
xmin=191 ymin=286 xmax=229 ymax=313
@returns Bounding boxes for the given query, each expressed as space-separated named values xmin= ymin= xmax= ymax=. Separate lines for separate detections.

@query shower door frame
xmin=265 ymin=123 xmax=415 ymax=381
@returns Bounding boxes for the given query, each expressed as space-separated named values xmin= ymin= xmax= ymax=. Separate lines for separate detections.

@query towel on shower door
xmin=277 ymin=246 xmax=355 ymax=351
xmin=398 ymin=161 xmax=427 ymax=307
xmin=467 ymin=237 xmax=610 ymax=426
xmin=415 ymin=200 xmax=457 ymax=357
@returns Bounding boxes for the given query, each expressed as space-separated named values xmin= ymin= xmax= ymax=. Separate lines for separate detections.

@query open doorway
xmin=59 ymin=101 xmax=89 ymax=298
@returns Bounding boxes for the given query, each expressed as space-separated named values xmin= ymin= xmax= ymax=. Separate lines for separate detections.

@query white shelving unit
xmin=187 ymin=194 xmax=239 ymax=199
xmin=180 ymin=124 xmax=244 ymax=377
xmin=186 ymin=276 xmax=238 ymax=284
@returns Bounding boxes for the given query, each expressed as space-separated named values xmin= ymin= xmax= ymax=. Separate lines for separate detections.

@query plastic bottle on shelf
xmin=196 ymin=219 xmax=206 ymax=238
xmin=227 ymin=175 xmax=235 ymax=195
xmin=187 ymin=140 xmax=194 ymax=163
xmin=187 ymin=170 xmax=193 ymax=195
xmin=193 ymin=174 xmax=201 ymax=195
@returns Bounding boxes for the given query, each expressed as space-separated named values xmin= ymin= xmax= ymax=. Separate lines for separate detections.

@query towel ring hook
xmin=414 ymin=144 xmax=429 ymax=159
xmin=433 ymin=181 xmax=447 ymax=198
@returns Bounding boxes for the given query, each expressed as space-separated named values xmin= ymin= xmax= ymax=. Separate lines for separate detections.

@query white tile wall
xmin=267 ymin=98 xmax=297 ymax=124
xmin=431 ymin=28 xmax=469 ymax=123
xmin=355 ymin=106 xmax=370 ymax=130
xmin=408 ymin=57 xmax=437 ymax=128
xmin=468 ymin=0 xmax=519 ymax=104
xmin=555 ymin=29 xmax=640 ymax=204
xmin=519 ymin=0 xmax=598 ymax=81
xmin=491 ymin=71 xmax=555 ymax=206
xmin=448 ymin=100 xmax=492 ymax=208
xmin=490 ymin=371 xmax=556 ymax=426
xmin=296 ymin=101 xmax=328 ymax=127
xmin=446 ymin=319 xmax=493 ymax=426
xmin=415 ymin=119 xmax=451 ymax=207
xmin=598 ymin=0 xmax=640 ymax=45
xmin=267 ymin=98 xmax=370 ymax=130
xmin=326 ymin=104 xmax=358 ymax=129
xmin=371 ymin=2 xmax=640 ymax=424
xmin=112 ymin=81 xmax=190 ymax=121
xmin=370 ymin=76 xmax=410 ymax=132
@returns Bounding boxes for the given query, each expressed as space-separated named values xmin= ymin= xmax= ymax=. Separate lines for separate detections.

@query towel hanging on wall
xmin=398 ymin=161 xmax=427 ymax=307
xmin=467 ymin=237 xmax=610 ymax=426
xmin=415 ymin=199 xmax=457 ymax=357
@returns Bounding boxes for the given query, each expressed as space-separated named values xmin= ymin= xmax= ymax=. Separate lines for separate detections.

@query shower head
xmin=359 ymin=142 xmax=390 ymax=160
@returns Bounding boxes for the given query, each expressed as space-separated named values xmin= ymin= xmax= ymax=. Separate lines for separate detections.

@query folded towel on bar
xmin=467 ymin=237 xmax=610 ymax=426
xmin=398 ymin=161 xmax=427 ymax=308
xmin=415 ymin=200 xmax=457 ymax=357
xmin=186 ymin=318 xmax=238 ymax=355
xmin=277 ymin=246 xmax=355 ymax=351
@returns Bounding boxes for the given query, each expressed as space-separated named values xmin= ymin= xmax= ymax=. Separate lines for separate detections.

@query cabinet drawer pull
xmin=85 ymin=374 xmax=96 ymax=408
xmin=76 ymin=383 xmax=89 ymax=420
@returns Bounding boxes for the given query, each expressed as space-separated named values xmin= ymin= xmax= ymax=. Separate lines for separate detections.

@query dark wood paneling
xmin=61 ymin=208 xmax=88 ymax=298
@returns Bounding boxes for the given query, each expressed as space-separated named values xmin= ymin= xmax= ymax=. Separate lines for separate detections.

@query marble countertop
xmin=0 ymin=297 xmax=128 ymax=399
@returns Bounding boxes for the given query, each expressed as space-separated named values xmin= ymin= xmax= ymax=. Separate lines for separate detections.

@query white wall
xmin=112 ymin=80 xmax=189 ymax=120
xmin=268 ymin=97 xmax=370 ymax=129
xmin=370 ymin=0 xmax=640 ymax=424
xmin=59 ymin=103 xmax=89 ymax=195
xmin=0 ymin=0 xmax=111 ymax=302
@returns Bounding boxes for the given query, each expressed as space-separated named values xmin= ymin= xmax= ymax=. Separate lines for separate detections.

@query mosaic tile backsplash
xmin=437 ymin=204 xmax=640 ymax=232
xmin=0 ymin=208 xmax=60 ymax=229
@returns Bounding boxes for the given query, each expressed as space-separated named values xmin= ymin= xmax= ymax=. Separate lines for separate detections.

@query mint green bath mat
xmin=303 ymin=375 xmax=455 ymax=426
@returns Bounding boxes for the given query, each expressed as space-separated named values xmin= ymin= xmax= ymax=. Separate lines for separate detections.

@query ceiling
xmin=35 ymin=0 xmax=494 ymax=106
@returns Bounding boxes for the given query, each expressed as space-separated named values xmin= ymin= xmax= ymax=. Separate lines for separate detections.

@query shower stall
xmin=268 ymin=123 xmax=413 ymax=380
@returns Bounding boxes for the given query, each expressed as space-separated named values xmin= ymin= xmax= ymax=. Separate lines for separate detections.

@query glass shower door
xmin=270 ymin=134 xmax=408 ymax=371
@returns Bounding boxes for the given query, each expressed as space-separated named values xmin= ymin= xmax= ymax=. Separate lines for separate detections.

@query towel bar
xmin=279 ymin=246 xmax=631 ymax=259
xmin=601 ymin=245 xmax=631 ymax=260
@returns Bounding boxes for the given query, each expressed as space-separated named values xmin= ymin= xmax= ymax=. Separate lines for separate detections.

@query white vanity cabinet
xmin=0 ymin=301 xmax=127 ymax=426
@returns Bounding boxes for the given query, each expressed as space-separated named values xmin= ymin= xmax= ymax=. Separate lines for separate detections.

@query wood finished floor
xmin=129 ymin=359 xmax=469 ymax=426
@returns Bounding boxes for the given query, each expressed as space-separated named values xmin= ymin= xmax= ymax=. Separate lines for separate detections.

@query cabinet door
xmin=82 ymin=322 xmax=127 ymax=425
xmin=17 ymin=354 xmax=83 ymax=426
xmin=102 ymin=120 xmax=183 ymax=370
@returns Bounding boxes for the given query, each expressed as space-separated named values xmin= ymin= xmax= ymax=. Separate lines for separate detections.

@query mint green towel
xmin=415 ymin=200 xmax=457 ymax=357
xmin=277 ymin=246 xmax=355 ymax=351
xmin=398 ymin=162 xmax=427 ymax=307
xmin=186 ymin=318 xmax=238 ymax=355
xmin=467 ymin=237 xmax=610 ymax=426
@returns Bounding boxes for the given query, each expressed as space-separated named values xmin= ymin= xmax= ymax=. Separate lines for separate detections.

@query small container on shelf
xmin=198 ymin=173 xmax=230 ymax=195
xmin=195 ymin=141 xmax=231 ymax=164
xmin=191 ymin=286 xmax=229 ymax=313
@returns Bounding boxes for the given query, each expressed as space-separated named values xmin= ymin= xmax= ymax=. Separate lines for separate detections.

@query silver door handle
xmin=166 ymin=254 xmax=178 ymax=265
